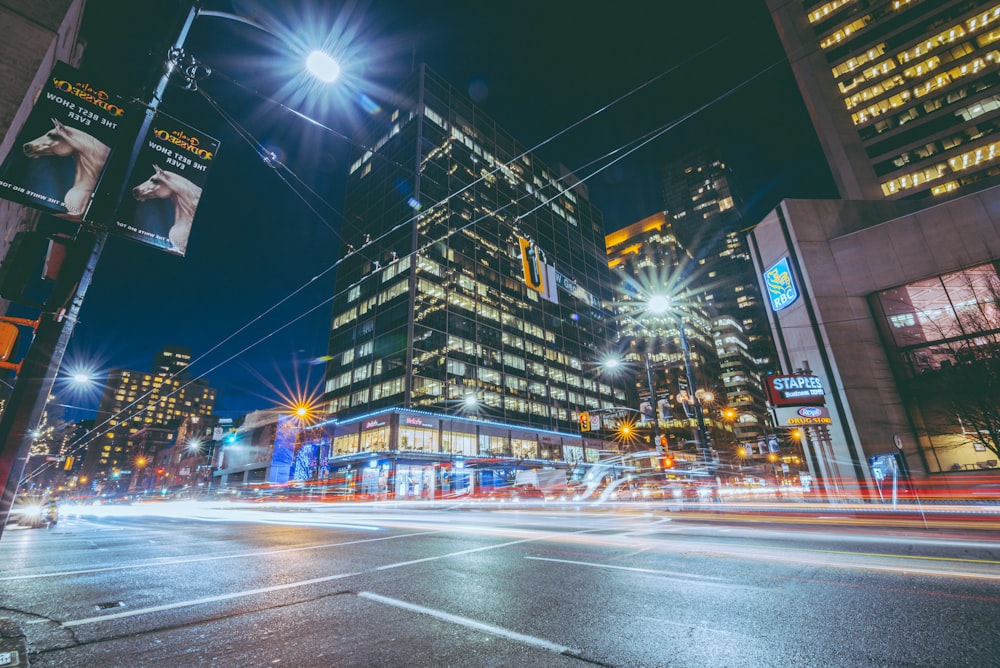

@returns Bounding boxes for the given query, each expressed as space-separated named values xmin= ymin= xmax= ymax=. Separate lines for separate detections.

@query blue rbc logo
xmin=764 ymin=257 xmax=799 ymax=312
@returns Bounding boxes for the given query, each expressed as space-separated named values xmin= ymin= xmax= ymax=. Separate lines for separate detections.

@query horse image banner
xmin=114 ymin=116 xmax=219 ymax=256
xmin=0 ymin=61 xmax=126 ymax=222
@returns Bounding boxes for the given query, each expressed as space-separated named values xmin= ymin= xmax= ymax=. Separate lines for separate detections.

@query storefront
xmin=317 ymin=408 xmax=595 ymax=498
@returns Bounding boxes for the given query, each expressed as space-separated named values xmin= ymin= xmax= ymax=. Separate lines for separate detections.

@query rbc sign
xmin=764 ymin=257 xmax=799 ymax=312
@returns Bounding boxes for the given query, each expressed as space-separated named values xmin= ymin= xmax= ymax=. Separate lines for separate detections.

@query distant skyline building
xmin=320 ymin=65 xmax=623 ymax=493
xmin=660 ymin=148 xmax=776 ymax=372
xmin=769 ymin=0 xmax=1000 ymax=201
xmin=80 ymin=346 xmax=215 ymax=489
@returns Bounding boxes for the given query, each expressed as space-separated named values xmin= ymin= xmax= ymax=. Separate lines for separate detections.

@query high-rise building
xmin=660 ymin=148 xmax=776 ymax=372
xmin=712 ymin=314 xmax=768 ymax=442
xmin=151 ymin=346 xmax=192 ymax=378
xmin=80 ymin=347 xmax=215 ymax=489
xmin=768 ymin=0 xmax=1000 ymax=201
xmin=320 ymin=65 xmax=622 ymax=493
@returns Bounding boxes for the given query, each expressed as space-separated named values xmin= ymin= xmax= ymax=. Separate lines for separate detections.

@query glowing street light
xmin=644 ymin=293 xmax=711 ymax=463
xmin=306 ymin=50 xmax=341 ymax=83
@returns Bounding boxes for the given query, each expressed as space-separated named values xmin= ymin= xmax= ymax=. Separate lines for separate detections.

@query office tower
xmin=152 ymin=346 xmax=192 ymax=378
xmin=605 ymin=212 xmax=723 ymax=450
xmin=712 ymin=315 xmax=769 ymax=442
xmin=660 ymin=148 xmax=776 ymax=372
xmin=80 ymin=347 xmax=215 ymax=489
xmin=322 ymin=65 xmax=621 ymax=471
xmin=769 ymin=0 xmax=1000 ymax=201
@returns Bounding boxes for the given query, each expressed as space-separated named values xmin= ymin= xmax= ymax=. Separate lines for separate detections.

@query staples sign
xmin=766 ymin=374 xmax=826 ymax=407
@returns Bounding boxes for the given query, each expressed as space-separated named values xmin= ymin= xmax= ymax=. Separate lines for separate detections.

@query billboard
xmin=766 ymin=374 xmax=826 ymax=407
xmin=0 ymin=62 xmax=126 ymax=221
xmin=113 ymin=116 xmax=219 ymax=256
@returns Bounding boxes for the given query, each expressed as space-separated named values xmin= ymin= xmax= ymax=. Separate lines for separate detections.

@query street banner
xmin=113 ymin=116 xmax=219 ymax=256
xmin=0 ymin=62 xmax=126 ymax=221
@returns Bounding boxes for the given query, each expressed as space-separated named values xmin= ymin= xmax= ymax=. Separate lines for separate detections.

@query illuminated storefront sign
xmin=776 ymin=405 xmax=832 ymax=425
xmin=765 ymin=257 xmax=799 ymax=311
xmin=766 ymin=374 xmax=826 ymax=407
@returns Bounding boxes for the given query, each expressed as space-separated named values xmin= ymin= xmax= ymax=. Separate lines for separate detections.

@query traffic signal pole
xmin=0 ymin=2 xmax=199 ymax=537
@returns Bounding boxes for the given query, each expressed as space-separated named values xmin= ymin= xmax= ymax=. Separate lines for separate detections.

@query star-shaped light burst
xmin=613 ymin=417 xmax=640 ymax=448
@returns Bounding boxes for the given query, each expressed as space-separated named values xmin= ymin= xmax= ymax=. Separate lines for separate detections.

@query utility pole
xmin=0 ymin=2 xmax=200 ymax=536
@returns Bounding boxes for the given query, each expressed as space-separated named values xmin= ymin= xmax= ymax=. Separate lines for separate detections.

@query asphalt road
xmin=2 ymin=501 xmax=999 ymax=667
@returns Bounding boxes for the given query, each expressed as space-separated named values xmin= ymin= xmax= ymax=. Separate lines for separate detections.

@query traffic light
xmin=579 ymin=411 xmax=591 ymax=432
xmin=660 ymin=455 xmax=675 ymax=469
xmin=658 ymin=435 xmax=669 ymax=450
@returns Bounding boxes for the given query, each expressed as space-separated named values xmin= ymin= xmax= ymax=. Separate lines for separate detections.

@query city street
xmin=2 ymin=502 xmax=999 ymax=667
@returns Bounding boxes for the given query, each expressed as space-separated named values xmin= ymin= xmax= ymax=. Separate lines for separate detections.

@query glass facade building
xmin=322 ymin=65 xmax=623 ymax=470
xmin=769 ymin=0 xmax=1000 ymax=201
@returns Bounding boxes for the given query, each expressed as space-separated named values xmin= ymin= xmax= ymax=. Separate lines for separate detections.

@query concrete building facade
xmin=748 ymin=190 xmax=1000 ymax=493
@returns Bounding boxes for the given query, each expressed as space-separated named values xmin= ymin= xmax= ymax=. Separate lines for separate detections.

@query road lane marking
xmin=63 ymin=571 xmax=363 ymax=627
xmin=60 ymin=528 xmax=601 ymax=628
xmin=371 ymin=530 xmax=595 ymax=572
xmin=358 ymin=592 xmax=579 ymax=655
xmin=525 ymin=556 xmax=748 ymax=587
xmin=1 ymin=531 xmax=440 ymax=582
xmin=772 ymin=545 xmax=1000 ymax=566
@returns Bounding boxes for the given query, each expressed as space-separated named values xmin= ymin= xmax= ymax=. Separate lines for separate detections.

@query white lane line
xmin=358 ymin=592 xmax=578 ymax=655
xmin=371 ymin=530 xmax=594 ymax=572
xmin=63 ymin=570 xmax=363 ymax=627
xmin=526 ymin=556 xmax=743 ymax=585
xmin=2 ymin=532 xmax=440 ymax=582
xmin=61 ymin=528 xmax=601 ymax=628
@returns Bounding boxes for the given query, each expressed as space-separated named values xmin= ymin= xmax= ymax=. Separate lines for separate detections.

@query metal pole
xmin=0 ymin=2 xmax=200 ymax=536
xmin=677 ymin=316 xmax=711 ymax=463
xmin=643 ymin=351 xmax=662 ymax=452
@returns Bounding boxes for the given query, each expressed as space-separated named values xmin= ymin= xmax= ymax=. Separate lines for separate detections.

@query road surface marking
xmin=525 ymin=556 xmax=739 ymax=585
xmin=60 ymin=528 xmax=601 ymax=628
xmin=2 ymin=531 xmax=439 ymax=582
xmin=359 ymin=592 xmax=579 ymax=655
xmin=63 ymin=570 xmax=363 ymax=627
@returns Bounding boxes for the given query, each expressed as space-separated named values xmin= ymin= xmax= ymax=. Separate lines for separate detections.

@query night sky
xmin=54 ymin=0 xmax=836 ymax=420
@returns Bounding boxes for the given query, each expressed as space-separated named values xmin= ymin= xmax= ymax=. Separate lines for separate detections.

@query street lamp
xmin=0 ymin=3 xmax=347 ymax=535
xmin=306 ymin=50 xmax=342 ymax=83
xmin=600 ymin=351 xmax=662 ymax=452
xmin=644 ymin=294 xmax=712 ymax=464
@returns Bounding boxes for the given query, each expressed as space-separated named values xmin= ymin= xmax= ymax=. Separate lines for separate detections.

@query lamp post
xmin=0 ymin=1 xmax=344 ymax=535
xmin=601 ymin=354 xmax=661 ymax=452
xmin=645 ymin=295 xmax=713 ymax=465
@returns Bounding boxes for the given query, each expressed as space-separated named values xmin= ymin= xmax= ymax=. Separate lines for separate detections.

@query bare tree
xmin=891 ymin=265 xmax=1000 ymax=464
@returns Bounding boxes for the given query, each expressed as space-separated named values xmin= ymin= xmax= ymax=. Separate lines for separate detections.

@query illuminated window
xmin=833 ymin=44 xmax=887 ymax=79
xmin=808 ymin=0 xmax=854 ymax=23
xmin=820 ymin=16 xmax=871 ymax=49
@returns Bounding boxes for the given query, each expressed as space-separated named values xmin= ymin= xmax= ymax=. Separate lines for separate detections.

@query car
xmin=485 ymin=485 xmax=546 ymax=502
xmin=8 ymin=494 xmax=58 ymax=528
